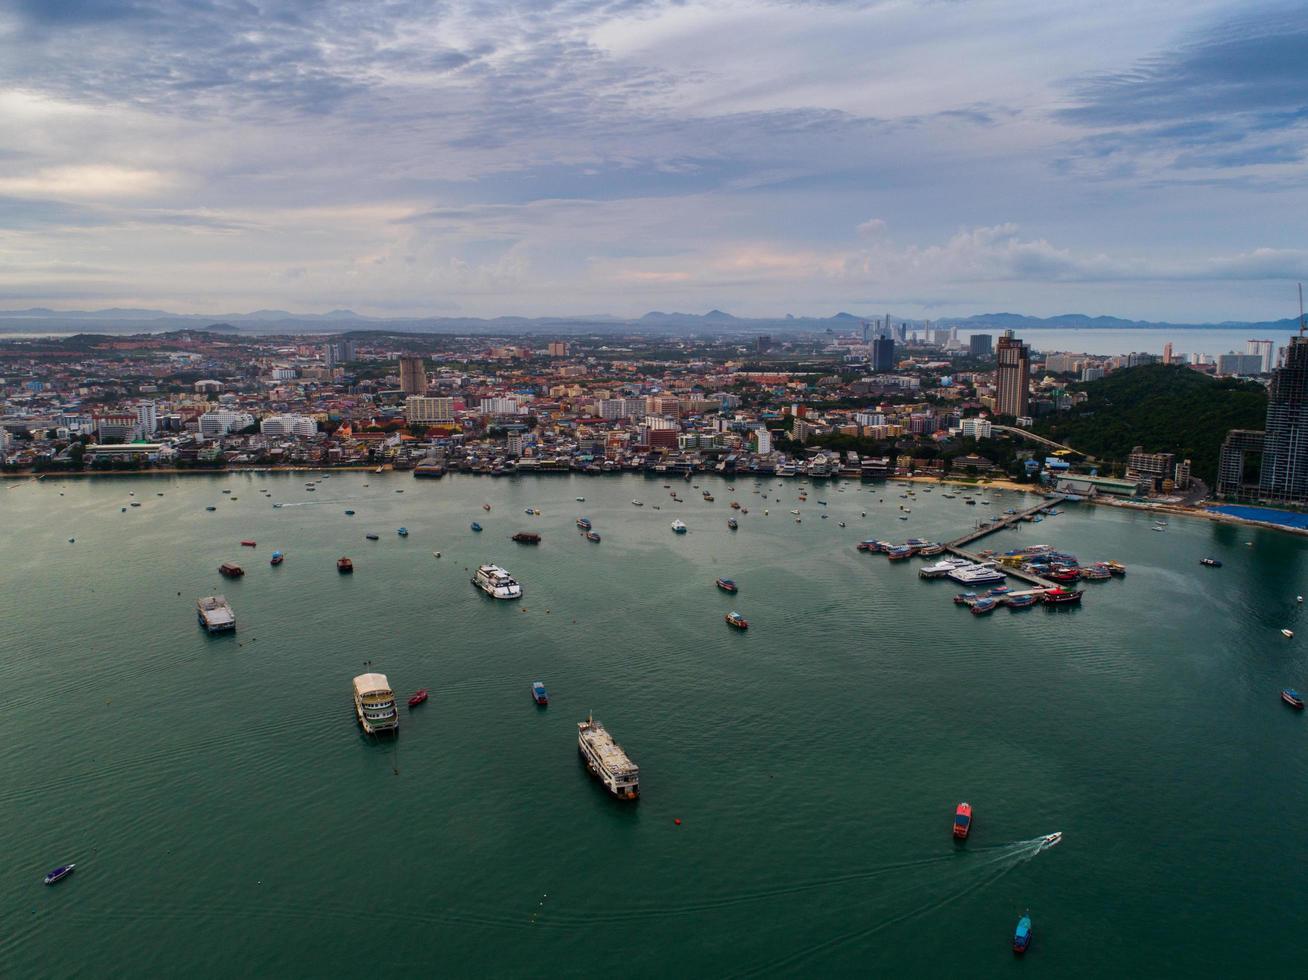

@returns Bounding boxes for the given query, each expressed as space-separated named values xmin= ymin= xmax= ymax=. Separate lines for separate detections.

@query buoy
xmin=1298 ymin=596 xmax=1304 ymax=603
xmin=674 ymin=818 xmax=681 ymax=825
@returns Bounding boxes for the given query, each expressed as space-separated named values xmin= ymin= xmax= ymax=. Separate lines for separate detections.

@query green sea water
xmin=2 ymin=472 xmax=1305 ymax=977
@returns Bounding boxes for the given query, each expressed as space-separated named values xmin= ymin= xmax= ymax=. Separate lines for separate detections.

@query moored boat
xmin=1042 ymin=587 xmax=1082 ymax=605
xmin=218 ymin=562 xmax=244 ymax=578
xmin=725 ymin=611 xmax=749 ymax=629
xmin=337 ymin=557 xmax=353 ymax=573
xmin=578 ymin=715 xmax=639 ymax=799
xmin=473 ymin=563 xmax=523 ymax=599
xmin=671 ymin=520 xmax=687 ymax=534
xmin=1013 ymin=913 xmax=1032 ymax=954
xmin=408 ymin=688 xmax=429 ymax=707
xmin=1282 ymin=689 xmax=1304 ymax=709
xmin=1005 ymin=593 xmax=1038 ymax=609
xmin=197 ymin=595 xmax=236 ymax=633
xmin=716 ymin=578 xmax=738 ymax=593
xmin=471 ymin=522 xmax=483 ymax=532
xmin=353 ymin=673 xmax=398 ymax=734
xmin=953 ymin=802 xmax=972 ymax=839
xmin=512 ymin=531 xmax=542 ymax=544
xmin=970 ymin=597 xmax=998 ymax=615
xmin=270 ymin=551 xmax=284 ymax=566
xmin=241 ymin=540 xmax=257 ymax=547
xmin=532 ymin=681 xmax=549 ymax=705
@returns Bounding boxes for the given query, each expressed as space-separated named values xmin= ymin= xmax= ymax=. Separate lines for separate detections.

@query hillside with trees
xmin=1035 ymin=364 xmax=1267 ymax=482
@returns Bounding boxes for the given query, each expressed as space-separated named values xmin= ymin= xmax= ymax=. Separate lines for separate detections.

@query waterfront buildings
xmin=1218 ymin=336 xmax=1308 ymax=503
xmin=994 ymin=331 xmax=1030 ymax=419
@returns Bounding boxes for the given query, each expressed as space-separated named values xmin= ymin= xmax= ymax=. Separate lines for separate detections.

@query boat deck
xmin=579 ymin=723 xmax=638 ymax=775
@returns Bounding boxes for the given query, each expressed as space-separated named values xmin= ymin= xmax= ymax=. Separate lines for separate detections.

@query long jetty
xmin=943 ymin=495 xmax=1068 ymax=589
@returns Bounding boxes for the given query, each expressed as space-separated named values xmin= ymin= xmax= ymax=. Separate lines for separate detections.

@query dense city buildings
xmin=994 ymin=331 xmax=1030 ymax=418
xmin=1217 ymin=336 xmax=1308 ymax=503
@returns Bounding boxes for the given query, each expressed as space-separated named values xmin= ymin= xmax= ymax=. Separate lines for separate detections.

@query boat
xmin=576 ymin=496 xmax=585 ymax=502
xmin=725 ymin=611 xmax=749 ymax=629
xmin=716 ymin=578 xmax=738 ymax=593
xmin=730 ymin=501 xmax=741 ymax=510
xmin=988 ymin=586 xmax=1012 ymax=595
xmin=576 ymin=517 xmax=593 ymax=530
xmin=197 ymin=595 xmax=236 ymax=633
xmin=586 ymin=530 xmax=601 ymax=542
xmin=1282 ymin=628 xmax=1295 ymax=638
xmin=337 ymin=557 xmax=353 ymax=573
xmin=1005 ymin=593 xmax=1038 ymax=609
xmin=205 ymin=506 xmax=217 ymax=511
xmin=471 ymin=522 xmax=483 ymax=532
xmin=1105 ymin=560 xmax=1127 ymax=576
xmin=1013 ymin=913 xmax=1032 ymax=954
xmin=473 ymin=563 xmax=523 ymax=599
xmin=703 ymin=494 xmax=715 ymax=502
xmin=366 ymin=533 xmax=380 ymax=541
xmin=1041 ymin=831 xmax=1062 ymax=848
xmin=1042 ymin=587 xmax=1082 ymax=605
xmin=1080 ymin=564 xmax=1112 ymax=581
xmin=948 ymin=564 xmax=1007 ymax=586
xmin=344 ymin=509 xmax=355 ymax=516
xmin=671 ymin=520 xmax=687 ymax=533
xmin=218 ymin=562 xmax=244 ymax=578
xmin=727 ymin=518 xmax=739 ymax=530
xmin=1282 ymin=689 xmax=1304 ymax=709
xmin=305 ymin=486 xmax=315 ymax=492
xmin=920 ymin=558 xmax=972 ymax=578
xmin=838 ymin=522 xmax=846 ymax=528
xmin=240 ymin=540 xmax=256 ymax=547
xmin=970 ymin=597 xmax=998 ymax=615
xmin=1200 ymin=557 xmax=1222 ymax=567
xmin=408 ymin=688 xmax=429 ymax=707
xmin=532 ymin=681 xmax=549 ymax=705
xmin=43 ymin=864 xmax=75 ymax=886
xmin=353 ymin=673 xmax=398 ymax=734
xmin=953 ymin=802 xmax=972 ymax=839
xmin=130 ymin=501 xmax=141 ymax=507
xmin=578 ymin=715 xmax=639 ymax=799
xmin=512 ymin=531 xmax=542 ymax=544
xmin=397 ymin=527 xmax=408 ymax=537
xmin=632 ymin=500 xmax=644 ymax=506
xmin=270 ymin=551 xmax=284 ymax=566
xmin=965 ymin=499 xmax=976 ymax=505
xmin=483 ymin=503 xmax=491 ymax=511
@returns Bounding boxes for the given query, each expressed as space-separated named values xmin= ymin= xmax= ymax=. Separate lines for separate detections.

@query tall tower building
xmin=398 ymin=355 xmax=426 ymax=396
xmin=872 ymin=336 xmax=896 ymax=372
xmin=1258 ymin=336 xmax=1308 ymax=503
xmin=995 ymin=330 xmax=1031 ymax=418
xmin=1162 ymin=342 xmax=1173 ymax=365
xmin=1247 ymin=339 xmax=1274 ymax=374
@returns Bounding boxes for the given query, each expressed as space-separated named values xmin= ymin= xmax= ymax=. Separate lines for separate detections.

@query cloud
xmin=857 ymin=218 xmax=887 ymax=237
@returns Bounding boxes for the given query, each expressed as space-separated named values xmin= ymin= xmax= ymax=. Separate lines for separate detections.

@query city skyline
xmin=1 ymin=1 xmax=1306 ymax=320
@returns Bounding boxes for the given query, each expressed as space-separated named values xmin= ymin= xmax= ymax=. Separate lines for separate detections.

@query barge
xmin=578 ymin=715 xmax=639 ymax=800
xmin=197 ymin=595 xmax=236 ymax=633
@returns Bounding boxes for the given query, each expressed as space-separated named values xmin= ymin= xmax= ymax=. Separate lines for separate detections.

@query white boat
xmin=353 ymin=673 xmax=399 ymax=734
xmin=947 ymin=563 xmax=1008 ymax=586
xmin=670 ymin=519 xmax=688 ymax=533
xmin=1282 ymin=628 xmax=1295 ymax=638
xmin=196 ymin=595 xmax=235 ymax=633
xmin=473 ymin=563 xmax=523 ymax=599
xmin=632 ymin=500 xmax=643 ymax=506
xmin=919 ymin=558 xmax=973 ymax=579
xmin=578 ymin=715 xmax=639 ymax=799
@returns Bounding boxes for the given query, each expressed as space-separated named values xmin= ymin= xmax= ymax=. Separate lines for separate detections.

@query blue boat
xmin=970 ymin=597 xmax=998 ymax=615
xmin=1005 ymin=594 xmax=1037 ymax=609
xmin=471 ymin=522 xmax=483 ymax=532
xmin=43 ymin=864 xmax=75 ymax=885
xmin=585 ymin=530 xmax=601 ymax=542
xmin=1013 ymin=913 xmax=1032 ymax=953
xmin=531 ymin=681 xmax=549 ymax=705
xmin=397 ymin=527 xmax=409 ymax=537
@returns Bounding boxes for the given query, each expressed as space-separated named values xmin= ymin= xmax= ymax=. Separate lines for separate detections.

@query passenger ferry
xmin=578 ymin=715 xmax=639 ymax=799
xmin=196 ymin=595 xmax=236 ymax=633
xmin=473 ymin=563 xmax=523 ymax=599
xmin=352 ymin=673 xmax=399 ymax=735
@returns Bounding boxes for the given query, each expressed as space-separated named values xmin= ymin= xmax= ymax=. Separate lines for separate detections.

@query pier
xmin=943 ymin=495 xmax=1067 ymax=589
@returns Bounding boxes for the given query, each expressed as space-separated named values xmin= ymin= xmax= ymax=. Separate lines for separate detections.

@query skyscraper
xmin=994 ymin=330 xmax=1030 ymax=418
xmin=398 ymin=355 xmax=426 ymax=396
xmin=325 ymin=339 xmax=355 ymax=367
xmin=1247 ymin=339 xmax=1274 ymax=374
xmin=1258 ymin=336 xmax=1308 ymax=503
xmin=969 ymin=334 xmax=992 ymax=357
xmin=872 ymin=336 xmax=895 ymax=372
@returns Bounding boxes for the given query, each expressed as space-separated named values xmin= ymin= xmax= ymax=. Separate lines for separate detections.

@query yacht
xmin=919 ymin=557 xmax=972 ymax=579
xmin=473 ymin=563 xmax=523 ymax=599
xmin=352 ymin=673 xmax=399 ymax=735
xmin=947 ymin=563 xmax=1007 ymax=586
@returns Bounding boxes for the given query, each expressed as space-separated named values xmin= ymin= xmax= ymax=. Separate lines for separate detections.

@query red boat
xmin=953 ymin=802 xmax=972 ymax=839
xmin=241 ymin=540 xmax=257 ymax=548
xmin=1042 ymin=587 xmax=1083 ymax=605
xmin=408 ymin=689 xmax=429 ymax=707
xmin=337 ymin=557 xmax=354 ymax=574
xmin=1048 ymin=567 xmax=1080 ymax=582
xmin=218 ymin=562 xmax=244 ymax=578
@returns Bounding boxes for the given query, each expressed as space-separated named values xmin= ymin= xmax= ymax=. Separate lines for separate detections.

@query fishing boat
xmin=988 ymin=586 xmax=1012 ymax=595
xmin=585 ymin=530 xmax=601 ymax=542
xmin=532 ymin=681 xmax=549 ymax=705
xmin=270 ymin=551 xmax=284 ymax=566
xmin=397 ymin=527 xmax=409 ymax=537
xmin=1200 ymin=557 xmax=1222 ymax=567
xmin=1105 ymin=560 xmax=1127 ymax=576
xmin=953 ymin=592 xmax=978 ymax=605
xmin=730 ymin=501 xmax=741 ymax=509
xmin=218 ymin=562 xmax=244 ymax=578
xmin=408 ymin=688 xmax=429 ymax=707
xmin=1005 ymin=593 xmax=1038 ymax=609
xmin=952 ymin=802 xmax=972 ymax=839
xmin=1042 ymin=587 xmax=1082 ymax=605
xmin=970 ymin=597 xmax=998 ymax=615
xmin=512 ymin=531 xmax=541 ymax=544
xmin=1282 ymin=689 xmax=1304 ymax=709
xmin=483 ymin=503 xmax=491 ymax=511
xmin=366 ymin=533 xmax=380 ymax=541
xmin=344 ymin=509 xmax=355 ymax=516
xmin=727 ymin=518 xmax=739 ymax=530
xmin=43 ymin=864 xmax=75 ymax=886
xmin=241 ymin=540 xmax=257 ymax=548
xmin=716 ymin=578 xmax=738 ymax=593
xmin=471 ymin=522 xmax=483 ymax=532
xmin=337 ymin=557 xmax=354 ymax=573
xmin=671 ymin=520 xmax=687 ymax=534
xmin=725 ymin=611 xmax=749 ymax=630
xmin=576 ymin=517 xmax=592 ymax=530
xmin=1013 ymin=913 xmax=1032 ymax=954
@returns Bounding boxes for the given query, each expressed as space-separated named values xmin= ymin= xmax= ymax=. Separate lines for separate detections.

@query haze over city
xmin=3 ymin=0 xmax=1306 ymax=320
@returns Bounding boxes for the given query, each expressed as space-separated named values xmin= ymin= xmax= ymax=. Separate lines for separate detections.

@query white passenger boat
xmin=353 ymin=673 xmax=399 ymax=735
xmin=196 ymin=595 xmax=235 ymax=633
xmin=472 ymin=563 xmax=523 ymax=599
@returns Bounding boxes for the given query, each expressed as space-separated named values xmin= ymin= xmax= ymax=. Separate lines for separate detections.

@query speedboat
xmin=344 ymin=509 xmax=355 ymax=516
xmin=471 ymin=522 xmax=483 ymax=532
xmin=632 ymin=500 xmax=644 ymax=506
xmin=1041 ymin=831 xmax=1063 ymax=848
xmin=408 ymin=689 xmax=429 ymax=707
xmin=1283 ymin=628 xmax=1295 ymax=638
xmin=576 ymin=496 xmax=585 ymax=502
xmin=1013 ymin=913 xmax=1032 ymax=954
xmin=953 ymin=802 xmax=972 ymax=839
xmin=716 ymin=578 xmax=738 ymax=593
xmin=531 ymin=681 xmax=549 ymax=705
xmin=1282 ymin=689 xmax=1304 ymax=709
xmin=1200 ymin=557 xmax=1222 ymax=567
xmin=725 ymin=611 xmax=749 ymax=630
xmin=43 ymin=864 xmax=75 ymax=886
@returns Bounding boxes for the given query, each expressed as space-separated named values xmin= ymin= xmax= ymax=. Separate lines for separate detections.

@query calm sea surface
xmin=2 ymin=472 xmax=1305 ymax=977
xmin=992 ymin=326 xmax=1302 ymax=359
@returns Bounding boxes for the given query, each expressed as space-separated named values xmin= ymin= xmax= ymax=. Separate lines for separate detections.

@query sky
xmin=1 ymin=0 xmax=1306 ymax=321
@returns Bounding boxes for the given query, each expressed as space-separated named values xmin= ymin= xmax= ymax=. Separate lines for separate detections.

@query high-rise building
xmin=1127 ymin=447 xmax=1176 ymax=493
xmin=872 ymin=336 xmax=895 ymax=372
xmin=994 ymin=331 xmax=1030 ymax=419
xmin=1217 ymin=352 xmax=1264 ymax=376
xmin=325 ymin=339 xmax=356 ymax=367
xmin=1162 ymin=342 xmax=1174 ymax=365
xmin=134 ymin=400 xmax=158 ymax=436
xmin=756 ymin=335 xmax=772 ymax=352
xmin=1247 ymin=339 xmax=1274 ymax=374
xmin=1258 ymin=336 xmax=1308 ymax=503
xmin=405 ymin=396 xmax=454 ymax=423
xmin=969 ymin=334 xmax=992 ymax=357
xmin=398 ymin=356 xmax=426 ymax=396
xmin=548 ymin=342 xmax=569 ymax=357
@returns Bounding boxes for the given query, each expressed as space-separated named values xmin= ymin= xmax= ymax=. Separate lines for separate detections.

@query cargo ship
xmin=353 ymin=673 xmax=399 ymax=735
xmin=578 ymin=715 xmax=639 ymax=799
xmin=196 ymin=595 xmax=236 ymax=633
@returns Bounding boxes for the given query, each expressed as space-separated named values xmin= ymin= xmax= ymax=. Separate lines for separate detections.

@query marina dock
xmin=944 ymin=495 xmax=1068 ymax=589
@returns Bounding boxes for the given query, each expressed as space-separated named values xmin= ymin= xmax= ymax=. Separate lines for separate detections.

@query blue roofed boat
xmin=531 ymin=681 xmax=549 ymax=705
xmin=970 ymin=597 xmax=998 ymax=615
xmin=1013 ymin=912 xmax=1032 ymax=953
xmin=397 ymin=527 xmax=409 ymax=536
xmin=43 ymin=864 xmax=75 ymax=885
xmin=1005 ymin=593 xmax=1037 ymax=609
xmin=470 ymin=522 xmax=483 ymax=532
xmin=1282 ymin=689 xmax=1304 ymax=709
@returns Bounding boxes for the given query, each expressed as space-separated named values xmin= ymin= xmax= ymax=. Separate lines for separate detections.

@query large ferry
xmin=578 ymin=715 xmax=640 ymax=800
xmin=352 ymin=673 xmax=399 ymax=735
xmin=473 ymin=563 xmax=523 ymax=599
xmin=196 ymin=595 xmax=235 ymax=633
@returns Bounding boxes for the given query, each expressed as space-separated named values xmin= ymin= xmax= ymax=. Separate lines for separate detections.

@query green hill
xmin=1035 ymin=364 xmax=1267 ymax=483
